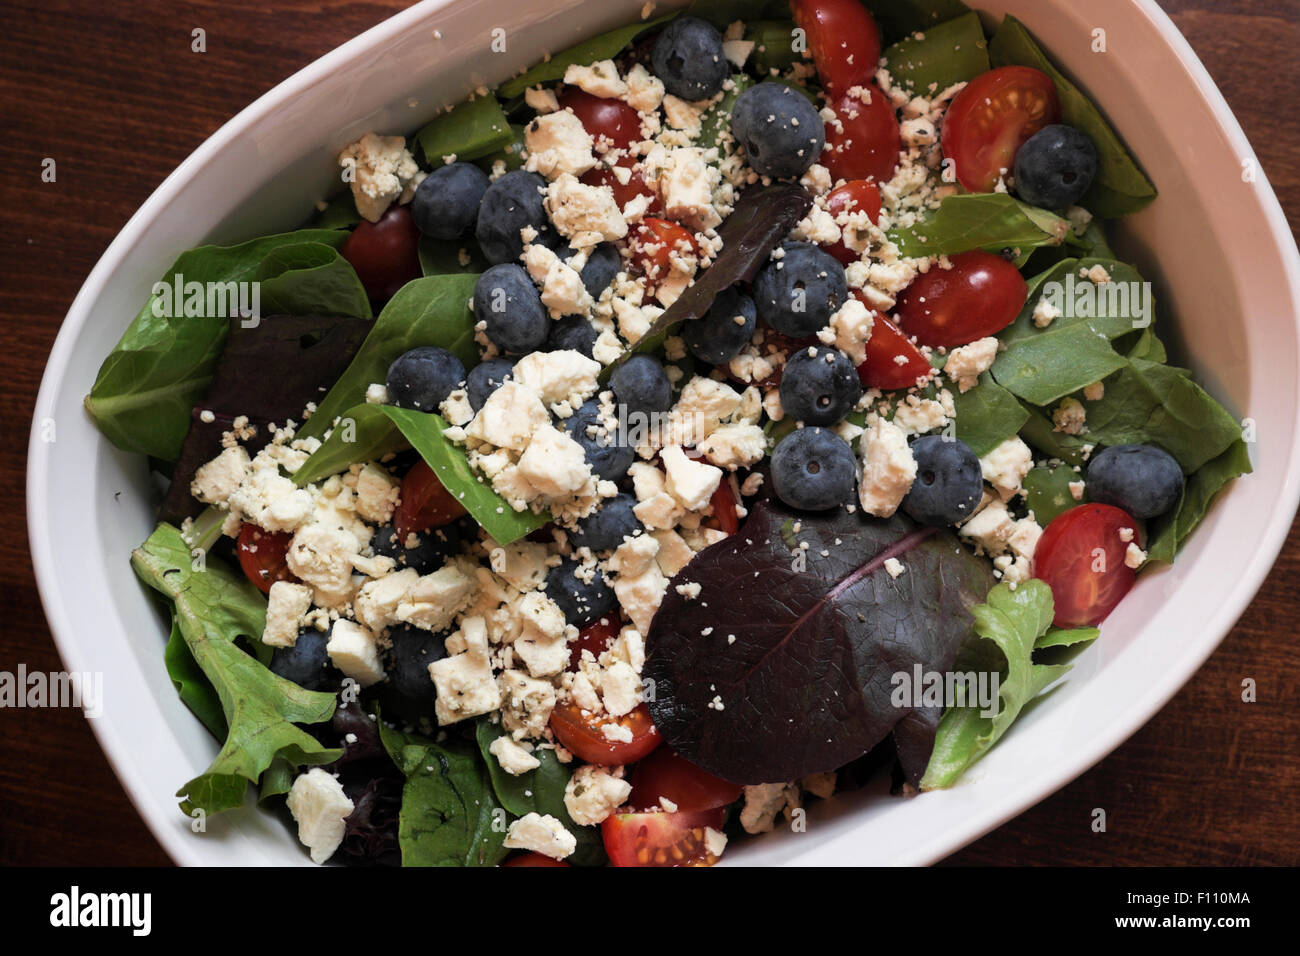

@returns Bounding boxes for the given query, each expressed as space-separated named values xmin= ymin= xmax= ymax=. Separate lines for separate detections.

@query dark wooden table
xmin=1 ymin=0 xmax=1296 ymax=867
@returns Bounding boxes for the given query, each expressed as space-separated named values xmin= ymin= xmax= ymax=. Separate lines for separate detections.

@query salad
xmin=84 ymin=0 xmax=1251 ymax=867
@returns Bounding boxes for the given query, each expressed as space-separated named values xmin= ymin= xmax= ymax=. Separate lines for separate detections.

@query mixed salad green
xmin=83 ymin=0 xmax=1248 ymax=867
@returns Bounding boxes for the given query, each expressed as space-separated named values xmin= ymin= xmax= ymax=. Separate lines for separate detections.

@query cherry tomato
xmin=893 ymin=250 xmax=1028 ymax=347
xmin=236 ymin=523 xmax=296 ymax=594
xmin=822 ymin=85 xmax=901 ymax=184
xmin=549 ymin=701 xmax=662 ymax=766
xmin=558 ymin=88 xmax=642 ymax=150
xmin=701 ymin=480 xmax=740 ymax=535
xmin=941 ymin=66 xmax=1061 ymax=193
xmin=849 ymin=294 xmax=932 ymax=390
xmin=502 ymin=852 xmax=570 ymax=867
xmin=581 ymin=162 xmax=662 ymax=216
xmin=628 ymin=746 xmax=742 ymax=813
xmin=790 ymin=0 xmax=883 ymax=99
xmin=393 ymin=459 xmax=467 ymax=539
xmin=822 ymin=180 xmax=882 ymax=265
xmin=567 ymin=616 xmax=621 ymax=671
xmin=1033 ymin=504 xmax=1140 ymax=627
xmin=340 ymin=204 xmax=422 ymax=302
xmin=628 ymin=217 xmax=697 ymax=290
xmin=602 ymin=808 xmax=726 ymax=867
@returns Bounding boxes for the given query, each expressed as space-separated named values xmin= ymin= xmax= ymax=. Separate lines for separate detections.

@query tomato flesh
xmin=393 ymin=459 xmax=467 ymax=539
xmin=628 ymin=746 xmax=742 ymax=813
xmin=628 ymin=217 xmax=697 ymax=295
xmin=558 ymin=88 xmax=643 ymax=150
xmin=822 ymin=180 xmax=882 ymax=265
xmin=549 ymin=701 xmax=661 ymax=766
xmin=581 ymin=162 xmax=661 ymax=216
xmin=822 ymin=85 xmax=901 ymax=184
xmin=852 ymin=304 xmax=933 ymax=390
xmin=702 ymin=480 xmax=740 ymax=535
xmin=502 ymin=852 xmax=570 ymax=867
xmin=941 ymin=66 xmax=1061 ymax=193
xmin=236 ymin=523 xmax=296 ymax=594
xmin=340 ymin=204 xmax=422 ymax=302
xmin=567 ymin=616 xmax=621 ymax=671
xmin=602 ymin=808 xmax=726 ymax=867
xmin=893 ymin=250 xmax=1028 ymax=347
xmin=791 ymin=0 xmax=882 ymax=99
xmin=1033 ymin=504 xmax=1140 ymax=627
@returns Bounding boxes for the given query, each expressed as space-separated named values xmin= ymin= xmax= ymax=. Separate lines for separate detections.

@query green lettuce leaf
xmin=416 ymin=94 xmax=514 ymax=166
xmin=1146 ymin=438 xmax=1252 ymax=564
xmin=378 ymin=720 xmax=509 ymax=867
xmin=297 ymin=273 xmax=480 ymax=442
xmin=498 ymin=13 xmax=678 ymax=98
xmin=162 ymin=611 xmax=227 ymax=740
xmin=921 ymin=580 xmax=1097 ymax=789
xmin=864 ymin=0 xmax=973 ymax=45
xmin=85 ymin=230 xmax=360 ymax=461
xmin=131 ymin=523 xmax=340 ymax=815
xmin=890 ymin=193 xmax=1069 ymax=261
xmin=882 ymin=11 xmax=989 ymax=94
xmin=989 ymin=15 xmax=1157 ymax=217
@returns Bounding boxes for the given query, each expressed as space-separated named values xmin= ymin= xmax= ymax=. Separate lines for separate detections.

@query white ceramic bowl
xmin=28 ymin=0 xmax=1300 ymax=866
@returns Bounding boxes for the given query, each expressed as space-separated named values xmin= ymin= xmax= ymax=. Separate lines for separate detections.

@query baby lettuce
xmin=132 ymin=523 xmax=340 ymax=815
xmin=415 ymin=94 xmax=514 ymax=166
xmin=377 ymin=720 xmax=509 ymax=867
xmin=163 ymin=611 xmax=227 ymax=740
xmin=1145 ymin=439 xmax=1252 ymax=564
xmin=85 ymin=230 xmax=366 ymax=461
xmin=921 ymin=581 xmax=1097 ymax=789
xmin=890 ymin=193 xmax=1070 ymax=261
xmin=989 ymin=15 xmax=1157 ymax=218
xmin=949 ymin=372 xmax=1030 ymax=457
xmin=882 ymin=11 xmax=990 ymax=94
xmin=1023 ymin=465 xmax=1085 ymax=526
xmin=645 ymin=499 xmax=996 ymax=784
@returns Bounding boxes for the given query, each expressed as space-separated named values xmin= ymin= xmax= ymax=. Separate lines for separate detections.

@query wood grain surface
xmin=0 ymin=0 xmax=1296 ymax=867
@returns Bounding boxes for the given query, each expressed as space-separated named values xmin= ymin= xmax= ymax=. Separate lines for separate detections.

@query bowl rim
xmin=27 ymin=0 xmax=1300 ymax=867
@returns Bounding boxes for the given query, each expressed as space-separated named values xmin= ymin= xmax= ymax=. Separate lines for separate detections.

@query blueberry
xmin=577 ymin=242 xmax=621 ymax=298
xmin=753 ymin=242 xmax=847 ymax=336
xmin=1086 ymin=444 xmax=1184 ymax=519
xmin=610 ymin=354 xmax=672 ymax=417
xmin=571 ymin=493 xmax=642 ymax=552
xmin=386 ymin=346 xmax=466 ymax=411
xmin=270 ymin=628 xmax=340 ymax=691
xmin=473 ymin=263 xmax=549 ymax=354
xmin=563 ymin=399 xmax=635 ymax=481
xmin=1013 ymin=124 xmax=1098 ymax=209
xmin=547 ymin=315 xmax=597 ymax=357
xmin=770 ymin=428 xmax=858 ymax=512
xmin=466 ymin=357 xmax=515 ymax=411
xmin=546 ymin=558 xmax=617 ymax=627
xmin=410 ymin=162 xmax=490 ymax=240
xmin=902 ymin=436 xmax=983 ymax=527
xmin=779 ymin=345 xmax=862 ymax=426
xmin=475 ymin=170 xmax=553 ymax=264
xmin=730 ymin=82 xmax=826 ymax=179
xmin=650 ymin=16 xmax=729 ymax=101
xmin=686 ymin=286 xmax=756 ymax=365
xmin=384 ymin=624 xmax=447 ymax=709
xmin=371 ymin=520 xmax=464 ymax=574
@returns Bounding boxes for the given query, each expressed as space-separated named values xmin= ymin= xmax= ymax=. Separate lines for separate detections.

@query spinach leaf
xmin=85 ymin=230 xmax=357 ymax=461
xmin=416 ymin=94 xmax=514 ymax=165
xmin=994 ymin=322 xmax=1128 ymax=406
xmin=890 ymin=193 xmax=1069 ymax=260
xmin=498 ymin=13 xmax=679 ymax=99
xmin=882 ymin=11 xmax=989 ymax=94
xmin=698 ymin=73 xmax=753 ymax=152
xmin=1017 ymin=400 xmax=1088 ymax=465
xmin=132 ymin=523 xmax=340 ymax=815
xmin=989 ymin=15 xmax=1157 ymax=217
xmin=690 ymin=0 xmax=791 ymax=29
xmin=293 ymin=404 xmax=549 ymax=545
xmin=1146 ymin=438 xmax=1252 ymax=564
xmin=921 ymin=581 xmax=1097 ymax=789
xmin=474 ymin=721 xmax=606 ymax=866
xmin=305 ymin=192 xmax=361 ymax=230
xmin=863 ymin=0 xmax=974 ymax=46
xmin=378 ymin=721 xmax=509 ymax=867
xmin=251 ymin=243 xmax=371 ymax=318
xmin=1023 ymin=464 xmax=1084 ymax=525
xmin=747 ymin=21 xmax=802 ymax=76
xmin=418 ymin=236 xmax=489 ymax=276
xmin=297 ymin=274 xmax=480 ymax=442
xmin=473 ymin=123 xmax=527 ymax=174
xmin=950 ymin=372 xmax=1029 ymax=457
xmin=644 ymin=499 xmax=996 ymax=784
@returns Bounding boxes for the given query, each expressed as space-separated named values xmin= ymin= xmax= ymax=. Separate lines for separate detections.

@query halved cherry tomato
xmin=1033 ymin=504 xmax=1140 ymax=627
xmin=502 ymin=852 xmax=570 ymax=867
xmin=558 ymin=88 xmax=642 ymax=150
xmin=941 ymin=66 xmax=1061 ymax=193
xmin=628 ymin=746 xmax=742 ymax=813
xmin=893 ymin=250 xmax=1028 ymax=347
xmin=393 ymin=459 xmax=467 ymax=539
xmin=851 ymin=298 xmax=932 ymax=390
xmin=790 ymin=0 xmax=883 ymax=99
xmin=549 ymin=701 xmax=661 ymax=766
xmin=581 ymin=162 xmax=662 ymax=216
xmin=628 ymin=217 xmax=697 ymax=291
xmin=602 ymin=808 xmax=726 ymax=867
xmin=702 ymin=480 xmax=740 ymax=535
xmin=822 ymin=85 xmax=901 ymax=184
xmin=340 ymin=204 xmax=422 ymax=302
xmin=567 ymin=616 xmax=621 ymax=671
xmin=236 ymin=523 xmax=296 ymax=594
xmin=822 ymin=180 xmax=882 ymax=265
